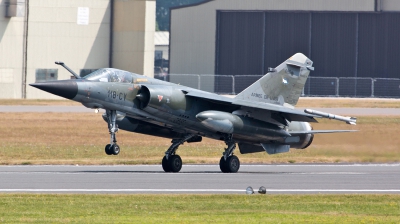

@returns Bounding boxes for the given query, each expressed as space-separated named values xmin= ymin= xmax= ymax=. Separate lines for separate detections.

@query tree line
xmin=156 ymin=0 xmax=204 ymax=31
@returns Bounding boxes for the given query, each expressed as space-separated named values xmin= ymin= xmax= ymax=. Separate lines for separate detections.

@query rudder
xmin=235 ymin=53 xmax=314 ymax=106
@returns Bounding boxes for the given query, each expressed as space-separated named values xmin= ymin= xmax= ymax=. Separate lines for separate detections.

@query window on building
xmin=35 ymin=69 xmax=58 ymax=83
xmin=155 ymin=50 xmax=163 ymax=60
xmin=80 ymin=69 xmax=99 ymax=78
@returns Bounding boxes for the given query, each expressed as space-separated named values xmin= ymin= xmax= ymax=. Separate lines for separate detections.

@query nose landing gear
xmin=105 ymin=110 xmax=120 ymax=156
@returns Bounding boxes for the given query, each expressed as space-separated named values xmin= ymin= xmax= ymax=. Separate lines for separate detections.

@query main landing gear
xmin=160 ymin=133 xmax=240 ymax=173
xmin=105 ymin=110 xmax=120 ymax=155
xmin=219 ymin=134 xmax=240 ymax=173
xmin=162 ymin=134 xmax=195 ymax=172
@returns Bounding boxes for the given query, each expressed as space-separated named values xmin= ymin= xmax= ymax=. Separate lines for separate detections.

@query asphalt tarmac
xmin=1 ymin=164 xmax=399 ymax=194
xmin=1 ymin=105 xmax=399 ymax=194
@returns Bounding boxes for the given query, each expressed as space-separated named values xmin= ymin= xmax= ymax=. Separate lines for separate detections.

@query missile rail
xmin=304 ymin=109 xmax=357 ymax=125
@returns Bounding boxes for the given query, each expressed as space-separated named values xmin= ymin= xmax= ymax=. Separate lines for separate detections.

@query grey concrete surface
xmin=0 ymin=164 xmax=399 ymax=194
xmin=0 ymin=106 xmax=95 ymax=113
xmin=0 ymin=104 xmax=398 ymax=195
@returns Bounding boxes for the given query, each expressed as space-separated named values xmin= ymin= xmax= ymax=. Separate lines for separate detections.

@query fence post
xmin=371 ymin=78 xmax=374 ymax=97
xmin=336 ymin=78 xmax=339 ymax=97
xmin=232 ymin=75 xmax=235 ymax=94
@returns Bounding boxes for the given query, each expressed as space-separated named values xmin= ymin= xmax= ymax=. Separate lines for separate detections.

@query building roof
xmin=154 ymin=31 xmax=169 ymax=46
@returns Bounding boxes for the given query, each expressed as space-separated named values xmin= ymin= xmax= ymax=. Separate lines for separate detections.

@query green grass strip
xmin=0 ymin=194 xmax=399 ymax=223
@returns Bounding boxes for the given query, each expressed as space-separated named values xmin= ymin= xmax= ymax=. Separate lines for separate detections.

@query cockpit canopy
xmin=84 ymin=68 xmax=134 ymax=83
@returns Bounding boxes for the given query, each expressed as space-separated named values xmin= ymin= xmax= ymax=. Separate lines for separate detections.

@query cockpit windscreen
xmin=84 ymin=68 xmax=133 ymax=83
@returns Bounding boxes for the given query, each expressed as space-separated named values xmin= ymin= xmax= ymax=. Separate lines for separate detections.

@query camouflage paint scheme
xmin=30 ymin=53 xmax=356 ymax=173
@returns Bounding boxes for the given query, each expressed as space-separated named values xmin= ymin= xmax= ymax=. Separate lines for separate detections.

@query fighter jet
xmin=30 ymin=53 xmax=356 ymax=173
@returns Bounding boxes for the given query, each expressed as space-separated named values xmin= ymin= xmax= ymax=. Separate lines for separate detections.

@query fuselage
xmin=31 ymin=68 xmax=313 ymax=148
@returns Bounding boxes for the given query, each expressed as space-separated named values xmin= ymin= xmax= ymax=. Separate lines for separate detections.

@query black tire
xmin=162 ymin=156 xmax=171 ymax=172
xmin=219 ymin=156 xmax=229 ymax=173
xmin=111 ymin=144 xmax=120 ymax=155
xmin=226 ymin=155 xmax=240 ymax=173
xmin=168 ymin=155 xmax=182 ymax=173
xmin=105 ymin=144 xmax=112 ymax=155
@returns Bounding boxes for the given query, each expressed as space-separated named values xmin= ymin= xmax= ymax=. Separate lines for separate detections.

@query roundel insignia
xmin=157 ymin=95 xmax=163 ymax=102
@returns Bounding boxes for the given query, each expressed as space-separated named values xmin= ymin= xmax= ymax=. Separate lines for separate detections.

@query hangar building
xmin=169 ymin=0 xmax=400 ymax=97
xmin=0 ymin=0 xmax=155 ymax=99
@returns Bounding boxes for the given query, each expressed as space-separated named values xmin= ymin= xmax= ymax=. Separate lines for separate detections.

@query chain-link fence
xmin=156 ymin=75 xmax=400 ymax=98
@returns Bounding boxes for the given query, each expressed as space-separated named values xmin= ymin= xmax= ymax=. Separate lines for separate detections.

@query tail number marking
xmin=108 ymin=90 xmax=127 ymax=101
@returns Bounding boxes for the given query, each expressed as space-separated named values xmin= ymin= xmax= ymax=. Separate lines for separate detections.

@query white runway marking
xmin=1 ymin=189 xmax=400 ymax=193
xmin=266 ymin=189 xmax=400 ymax=192
xmin=0 ymin=171 xmax=366 ymax=175
xmin=240 ymin=164 xmax=400 ymax=167
xmin=3 ymin=163 xmax=400 ymax=168
xmin=0 ymin=189 xmax=244 ymax=192
xmin=294 ymin=172 xmax=366 ymax=175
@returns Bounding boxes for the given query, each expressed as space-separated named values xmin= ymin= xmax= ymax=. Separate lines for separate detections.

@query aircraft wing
xmin=183 ymin=89 xmax=234 ymax=105
xmin=289 ymin=130 xmax=358 ymax=135
xmin=232 ymin=99 xmax=319 ymax=123
xmin=183 ymin=90 xmax=318 ymax=123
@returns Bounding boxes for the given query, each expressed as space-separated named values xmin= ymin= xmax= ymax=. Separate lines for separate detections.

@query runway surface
xmin=0 ymin=105 xmax=94 ymax=113
xmin=1 ymin=164 xmax=400 ymax=194
xmin=0 ymin=105 xmax=399 ymax=115
xmin=1 ymin=105 xmax=398 ymax=195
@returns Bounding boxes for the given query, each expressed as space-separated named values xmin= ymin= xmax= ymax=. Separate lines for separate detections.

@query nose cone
xmin=30 ymin=80 xmax=78 ymax=99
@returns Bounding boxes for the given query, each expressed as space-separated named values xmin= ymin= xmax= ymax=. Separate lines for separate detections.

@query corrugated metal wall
xmin=358 ymin=13 xmax=400 ymax=78
xmin=216 ymin=11 xmax=400 ymax=80
xmin=216 ymin=12 xmax=264 ymax=75
xmin=264 ymin=12 xmax=310 ymax=71
xmin=311 ymin=13 xmax=357 ymax=78
xmin=170 ymin=0 xmax=377 ymax=76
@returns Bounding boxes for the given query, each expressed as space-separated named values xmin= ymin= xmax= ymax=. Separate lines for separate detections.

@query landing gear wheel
xmin=219 ymin=155 xmax=240 ymax=173
xmin=219 ymin=156 xmax=229 ymax=173
xmin=111 ymin=144 xmax=120 ymax=155
xmin=105 ymin=144 xmax=112 ymax=155
xmin=162 ymin=156 xmax=171 ymax=172
xmin=168 ymin=155 xmax=182 ymax=173
xmin=105 ymin=144 xmax=120 ymax=155
xmin=161 ymin=134 xmax=195 ymax=173
xmin=226 ymin=155 xmax=240 ymax=173
xmin=220 ymin=134 xmax=239 ymax=173
xmin=162 ymin=155 xmax=182 ymax=172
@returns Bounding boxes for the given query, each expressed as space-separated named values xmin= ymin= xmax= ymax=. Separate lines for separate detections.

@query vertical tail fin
xmin=235 ymin=53 xmax=313 ymax=106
